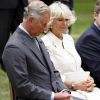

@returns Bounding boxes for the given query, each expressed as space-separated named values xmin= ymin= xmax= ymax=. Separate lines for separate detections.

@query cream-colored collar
xmin=47 ymin=32 xmax=64 ymax=48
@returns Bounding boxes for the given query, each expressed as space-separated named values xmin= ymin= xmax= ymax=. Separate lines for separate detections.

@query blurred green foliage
xmin=71 ymin=0 xmax=95 ymax=42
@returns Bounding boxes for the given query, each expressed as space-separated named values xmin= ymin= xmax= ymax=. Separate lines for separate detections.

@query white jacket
xmin=42 ymin=32 xmax=89 ymax=83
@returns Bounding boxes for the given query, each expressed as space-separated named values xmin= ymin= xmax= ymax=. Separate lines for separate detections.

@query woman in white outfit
xmin=42 ymin=1 xmax=100 ymax=100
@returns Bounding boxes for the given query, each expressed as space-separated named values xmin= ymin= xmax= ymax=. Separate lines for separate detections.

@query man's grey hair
xmin=24 ymin=0 xmax=50 ymax=20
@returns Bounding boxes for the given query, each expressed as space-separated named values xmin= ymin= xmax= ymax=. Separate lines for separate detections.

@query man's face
xmin=94 ymin=12 xmax=100 ymax=27
xmin=31 ymin=12 xmax=50 ymax=36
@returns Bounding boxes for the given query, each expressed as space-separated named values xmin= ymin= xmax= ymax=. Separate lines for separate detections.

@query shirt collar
xmin=94 ymin=21 xmax=100 ymax=31
xmin=47 ymin=32 xmax=63 ymax=47
xmin=19 ymin=24 xmax=33 ymax=38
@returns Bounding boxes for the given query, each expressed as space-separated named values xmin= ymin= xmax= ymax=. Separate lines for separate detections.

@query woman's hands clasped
xmin=73 ymin=76 xmax=95 ymax=92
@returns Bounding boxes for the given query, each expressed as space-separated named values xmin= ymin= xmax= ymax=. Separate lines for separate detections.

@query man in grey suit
xmin=2 ymin=1 xmax=72 ymax=100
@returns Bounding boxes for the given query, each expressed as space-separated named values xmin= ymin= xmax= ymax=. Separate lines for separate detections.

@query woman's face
xmin=51 ymin=16 xmax=69 ymax=38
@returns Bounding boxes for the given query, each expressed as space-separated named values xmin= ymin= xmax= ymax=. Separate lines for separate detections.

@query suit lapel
xmin=27 ymin=39 xmax=47 ymax=67
xmin=37 ymin=37 xmax=58 ymax=91
xmin=92 ymin=24 xmax=100 ymax=36
xmin=36 ymin=37 xmax=55 ymax=72
xmin=16 ymin=28 xmax=47 ymax=66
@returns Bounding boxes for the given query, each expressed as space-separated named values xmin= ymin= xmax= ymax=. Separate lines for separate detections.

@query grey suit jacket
xmin=2 ymin=28 xmax=66 ymax=100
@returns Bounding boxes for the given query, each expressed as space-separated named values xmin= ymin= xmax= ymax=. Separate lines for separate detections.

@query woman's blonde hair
xmin=48 ymin=1 xmax=76 ymax=29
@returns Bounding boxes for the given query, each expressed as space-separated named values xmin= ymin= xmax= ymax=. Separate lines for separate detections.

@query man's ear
xmin=28 ymin=16 xmax=34 ymax=23
xmin=93 ymin=12 xmax=98 ymax=19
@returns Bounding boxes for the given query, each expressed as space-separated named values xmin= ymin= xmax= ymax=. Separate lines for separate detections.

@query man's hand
xmin=54 ymin=91 xmax=72 ymax=100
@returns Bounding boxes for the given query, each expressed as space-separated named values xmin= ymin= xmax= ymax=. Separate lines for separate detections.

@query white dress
xmin=42 ymin=32 xmax=100 ymax=100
